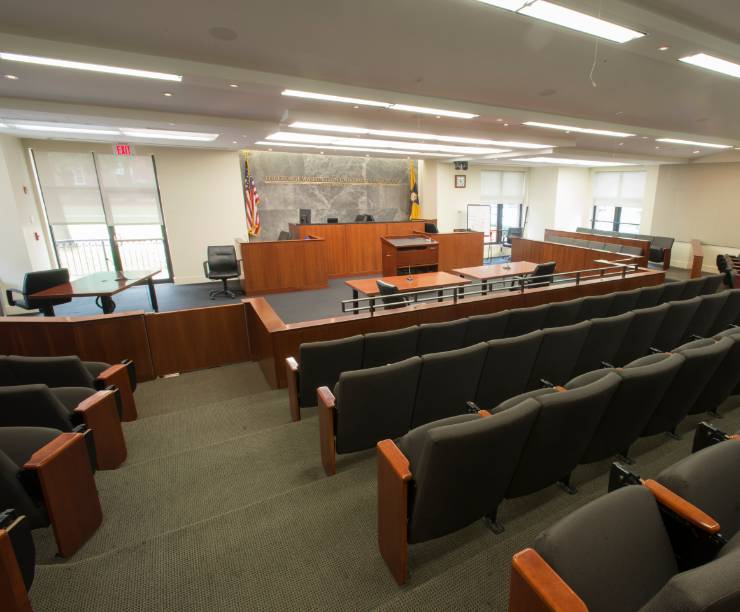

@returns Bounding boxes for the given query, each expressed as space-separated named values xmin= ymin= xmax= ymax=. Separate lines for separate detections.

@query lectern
xmin=381 ymin=235 xmax=439 ymax=276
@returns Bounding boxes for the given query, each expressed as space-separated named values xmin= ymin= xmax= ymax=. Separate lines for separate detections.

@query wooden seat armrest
xmin=23 ymin=433 xmax=102 ymax=557
xmin=479 ymin=409 xmax=492 ymax=417
xmin=286 ymin=357 xmax=300 ymax=422
xmin=0 ymin=523 xmax=31 ymax=612
xmin=377 ymin=439 xmax=412 ymax=585
xmin=509 ymin=548 xmax=588 ymax=612
xmin=317 ymin=386 xmax=337 ymax=476
xmin=730 ymin=434 xmax=740 ymax=441
xmin=73 ymin=389 xmax=127 ymax=470
xmin=95 ymin=363 xmax=137 ymax=421
xmin=644 ymin=479 xmax=721 ymax=534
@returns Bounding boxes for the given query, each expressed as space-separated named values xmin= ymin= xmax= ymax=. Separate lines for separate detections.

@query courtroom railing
xmin=340 ymin=262 xmax=641 ymax=315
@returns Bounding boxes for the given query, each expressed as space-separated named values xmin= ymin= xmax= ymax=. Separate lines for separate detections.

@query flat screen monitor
xmin=299 ymin=208 xmax=311 ymax=224
xmin=327 ymin=217 xmax=339 ymax=224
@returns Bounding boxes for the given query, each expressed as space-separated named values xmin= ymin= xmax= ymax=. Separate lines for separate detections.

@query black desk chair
xmin=503 ymin=227 xmax=523 ymax=248
xmin=203 ymin=246 xmax=244 ymax=299
xmin=5 ymin=268 xmax=71 ymax=317
xmin=511 ymin=261 xmax=556 ymax=290
xmin=424 ymin=223 xmax=439 ymax=233
xmin=278 ymin=231 xmax=291 ymax=241
xmin=377 ymin=281 xmax=410 ymax=309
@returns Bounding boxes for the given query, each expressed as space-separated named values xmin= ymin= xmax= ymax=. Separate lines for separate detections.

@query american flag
xmin=244 ymin=154 xmax=261 ymax=236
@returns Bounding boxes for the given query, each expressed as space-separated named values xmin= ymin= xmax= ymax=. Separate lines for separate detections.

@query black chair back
xmin=377 ymin=281 xmax=406 ymax=308
xmin=277 ymin=231 xmax=291 ymax=241
xmin=206 ymin=246 xmax=239 ymax=277
xmin=23 ymin=269 xmax=71 ymax=308
xmin=526 ymin=261 xmax=556 ymax=288
xmin=424 ymin=223 xmax=439 ymax=233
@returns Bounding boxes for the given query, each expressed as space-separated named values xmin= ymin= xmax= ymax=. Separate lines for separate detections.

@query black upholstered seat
xmin=398 ymin=405 xmax=538 ymax=544
xmin=708 ymin=288 xmax=740 ymax=335
xmin=203 ymin=245 xmax=243 ymax=299
xmin=473 ymin=331 xmax=543 ymax=409
xmin=577 ymin=293 xmax=614 ymax=320
xmin=463 ymin=310 xmax=509 ymax=346
xmin=651 ymin=296 xmax=702 ymax=351
xmin=4 ymin=268 xmax=71 ymax=317
xmin=701 ymin=274 xmax=724 ymax=294
xmin=416 ymin=320 xmax=468 ymax=355
xmin=635 ymin=284 xmax=665 ymax=309
xmin=685 ymin=291 xmax=728 ymax=339
xmin=613 ymin=303 xmax=669 ymax=366
xmin=505 ymin=304 xmax=549 ymax=337
xmin=656 ymin=439 xmax=740 ymax=541
xmin=607 ymin=288 xmax=641 ymax=316
xmin=411 ymin=343 xmax=488 ymax=428
xmin=577 ymin=353 xmax=684 ymax=463
xmin=680 ymin=276 xmax=707 ymax=299
xmin=498 ymin=373 xmax=621 ymax=498
xmin=571 ymin=311 xmax=633 ymax=376
xmin=688 ymin=327 xmax=740 ymax=417
xmin=658 ymin=280 xmax=686 ymax=303
xmin=298 ymin=335 xmax=364 ymax=407
xmin=642 ymin=337 xmax=733 ymax=436
xmin=543 ymin=298 xmax=583 ymax=329
xmin=526 ymin=321 xmax=591 ymax=389
xmin=334 ymin=357 xmax=422 ymax=454
xmin=362 ymin=326 xmax=419 ymax=368
xmin=0 ymin=384 xmax=89 ymax=432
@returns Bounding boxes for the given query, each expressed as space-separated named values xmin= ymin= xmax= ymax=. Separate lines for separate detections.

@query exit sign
xmin=114 ymin=143 xmax=133 ymax=156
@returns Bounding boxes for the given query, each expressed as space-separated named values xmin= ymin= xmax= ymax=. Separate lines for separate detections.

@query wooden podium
xmin=381 ymin=235 xmax=439 ymax=276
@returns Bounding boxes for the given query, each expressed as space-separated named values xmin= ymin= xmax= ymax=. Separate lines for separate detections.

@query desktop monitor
xmin=327 ymin=217 xmax=339 ymax=224
xmin=299 ymin=208 xmax=311 ymax=224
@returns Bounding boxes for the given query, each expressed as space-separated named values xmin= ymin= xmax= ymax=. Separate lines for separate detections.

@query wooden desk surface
xmin=453 ymin=261 xmax=538 ymax=280
xmin=345 ymin=271 xmax=469 ymax=296
xmin=32 ymin=270 xmax=160 ymax=299
xmin=382 ymin=236 xmax=438 ymax=248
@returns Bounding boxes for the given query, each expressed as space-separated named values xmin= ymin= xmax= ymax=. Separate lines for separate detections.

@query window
xmin=32 ymin=151 xmax=172 ymax=280
xmin=480 ymin=171 xmax=527 ymax=242
xmin=591 ymin=171 xmax=646 ymax=233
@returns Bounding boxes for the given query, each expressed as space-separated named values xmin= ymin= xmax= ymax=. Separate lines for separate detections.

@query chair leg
xmin=484 ymin=506 xmax=505 ymax=534
xmin=557 ymin=473 xmax=577 ymax=495
xmin=666 ymin=427 xmax=682 ymax=441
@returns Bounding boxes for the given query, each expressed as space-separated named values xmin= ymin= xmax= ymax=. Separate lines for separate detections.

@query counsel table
xmin=453 ymin=261 xmax=538 ymax=293
xmin=31 ymin=270 xmax=160 ymax=315
xmin=345 ymin=271 xmax=469 ymax=313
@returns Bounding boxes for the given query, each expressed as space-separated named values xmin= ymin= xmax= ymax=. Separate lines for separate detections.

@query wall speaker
xmin=454 ymin=161 xmax=469 ymax=171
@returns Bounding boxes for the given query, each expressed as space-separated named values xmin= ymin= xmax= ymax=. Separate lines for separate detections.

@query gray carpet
xmin=28 ymin=362 xmax=740 ymax=611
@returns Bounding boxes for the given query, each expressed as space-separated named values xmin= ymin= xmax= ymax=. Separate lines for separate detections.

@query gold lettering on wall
xmin=263 ymin=175 xmax=402 ymax=186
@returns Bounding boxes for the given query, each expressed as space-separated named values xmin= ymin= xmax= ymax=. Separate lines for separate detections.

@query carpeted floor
xmin=28 ymin=362 xmax=740 ymax=612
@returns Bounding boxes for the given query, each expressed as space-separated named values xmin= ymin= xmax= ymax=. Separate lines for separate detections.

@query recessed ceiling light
xmin=679 ymin=53 xmax=740 ymax=79
xmin=120 ymin=128 xmax=219 ymax=141
xmin=281 ymin=89 xmax=478 ymax=118
xmin=516 ymin=156 xmax=634 ymax=167
xmin=0 ymin=122 xmax=6 ymax=128
xmin=475 ymin=1 xmax=645 ymax=44
xmin=655 ymin=146 xmax=660 ymax=149
xmin=693 ymin=150 xmax=700 ymax=154
xmin=496 ymin=118 xmax=504 ymax=122
xmin=618 ymin=142 xmax=624 ymax=146
xmin=162 ymin=92 xmax=173 ymax=97
xmin=14 ymin=123 xmax=120 ymax=135
xmin=503 ymin=123 xmax=509 ymax=127
xmin=267 ymin=131 xmax=507 ymax=155
xmin=4 ymin=74 xmax=18 ymax=80
xmin=641 ymin=136 xmax=649 ymax=139
xmin=658 ymin=46 xmax=670 ymax=51
xmin=0 ymin=51 xmax=182 ymax=81
xmin=255 ymin=141 xmax=450 ymax=157
xmin=228 ymin=83 xmax=239 ymax=88
xmin=232 ymin=140 xmax=238 ymax=144
xmin=655 ymin=138 xmax=731 ymax=149
xmin=288 ymin=121 xmax=552 ymax=148
xmin=523 ymin=121 xmax=635 ymax=138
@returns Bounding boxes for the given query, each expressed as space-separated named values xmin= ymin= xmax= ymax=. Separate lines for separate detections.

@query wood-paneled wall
xmin=416 ymin=231 xmax=484 ymax=272
xmin=512 ymin=237 xmax=648 ymax=271
xmin=240 ymin=237 xmax=329 ymax=294
xmin=290 ymin=221 xmax=426 ymax=277
xmin=544 ymin=228 xmax=651 ymax=258
xmin=245 ymin=267 xmax=665 ymax=389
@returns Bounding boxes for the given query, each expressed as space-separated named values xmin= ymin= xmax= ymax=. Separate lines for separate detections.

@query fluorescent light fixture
xmin=282 ymin=89 xmax=390 ymax=108
xmin=0 ymin=52 xmax=182 ymax=81
xmin=121 ymin=128 xmax=219 ymax=142
xmin=255 ymin=141 xmax=451 ymax=157
xmin=266 ymin=131 xmax=507 ymax=155
xmin=483 ymin=149 xmax=553 ymax=160
xmin=655 ymin=138 xmax=732 ymax=150
xmin=523 ymin=121 xmax=635 ymax=138
xmin=474 ymin=1 xmax=644 ymax=44
xmin=0 ymin=122 xmax=7 ymax=128
xmin=288 ymin=121 xmax=550 ymax=148
xmin=679 ymin=53 xmax=740 ymax=79
xmin=281 ymin=90 xmax=477 ymax=119
xmin=516 ymin=156 xmax=634 ymax=167
xmin=388 ymin=104 xmax=478 ymax=119
xmin=14 ymin=123 xmax=120 ymax=135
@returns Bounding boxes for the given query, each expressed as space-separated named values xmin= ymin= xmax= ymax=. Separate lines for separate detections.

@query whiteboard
xmin=467 ymin=204 xmax=492 ymax=235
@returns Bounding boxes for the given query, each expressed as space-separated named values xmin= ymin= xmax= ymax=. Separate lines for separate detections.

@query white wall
xmin=23 ymin=140 xmax=247 ymax=284
xmin=417 ymin=160 xmax=438 ymax=221
xmin=553 ymin=168 xmax=591 ymax=232
xmin=0 ymin=135 xmax=53 ymax=314
xmin=525 ymin=167 xmax=559 ymax=240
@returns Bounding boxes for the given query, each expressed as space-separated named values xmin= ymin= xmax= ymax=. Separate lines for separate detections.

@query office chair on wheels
xmin=203 ymin=246 xmax=244 ymax=299
xmin=5 ymin=268 xmax=71 ymax=316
